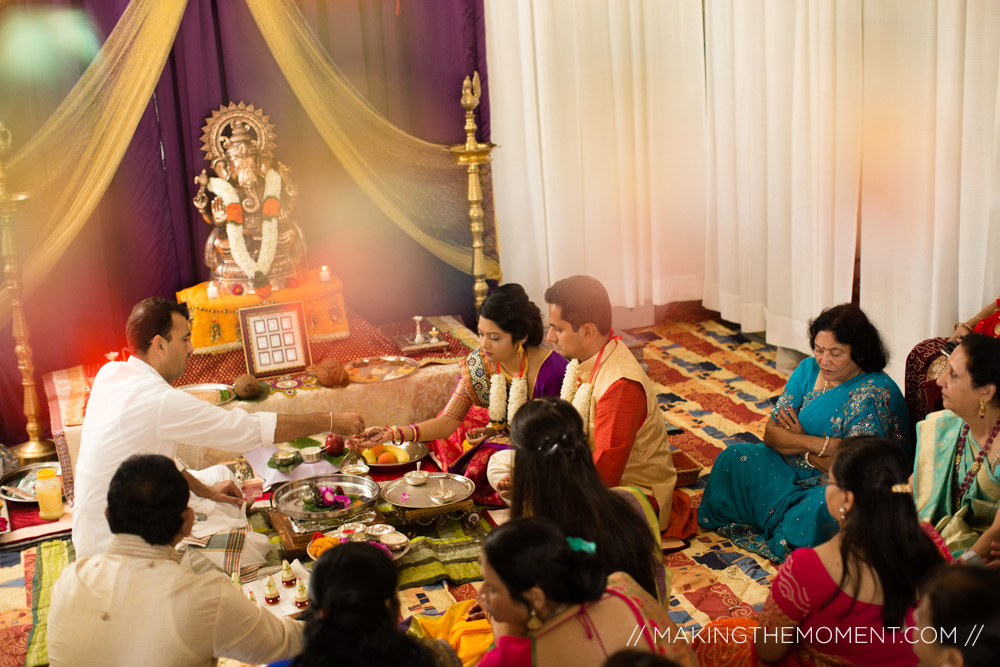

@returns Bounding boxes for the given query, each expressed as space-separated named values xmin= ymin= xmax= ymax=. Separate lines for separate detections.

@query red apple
xmin=325 ymin=433 xmax=345 ymax=456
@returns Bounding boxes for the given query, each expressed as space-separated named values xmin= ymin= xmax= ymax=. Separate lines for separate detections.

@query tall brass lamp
xmin=449 ymin=72 xmax=497 ymax=310
xmin=0 ymin=122 xmax=57 ymax=464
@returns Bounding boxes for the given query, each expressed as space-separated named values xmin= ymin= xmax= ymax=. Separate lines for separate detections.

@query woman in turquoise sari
xmin=699 ymin=304 xmax=910 ymax=562
xmin=913 ymin=333 xmax=1000 ymax=557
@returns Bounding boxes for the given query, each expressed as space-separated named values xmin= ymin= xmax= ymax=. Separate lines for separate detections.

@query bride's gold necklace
xmin=497 ymin=349 xmax=527 ymax=382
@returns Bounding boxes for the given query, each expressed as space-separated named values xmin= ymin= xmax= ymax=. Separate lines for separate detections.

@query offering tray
xmin=353 ymin=441 xmax=429 ymax=470
xmin=178 ymin=382 xmax=236 ymax=406
xmin=344 ymin=355 xmax=418 ymax=383
xmin=381 ymin=473 xmax=474 ymax=509
xmin=288 ymin=509 xmax=379 ymax=535
xmin=272 ymin=474 xmax=378 ymax=520
xmin=269 ymin=507 xmax=386 ymax=561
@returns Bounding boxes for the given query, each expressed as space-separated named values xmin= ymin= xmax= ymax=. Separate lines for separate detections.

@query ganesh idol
xmin=192 ymin=102 xmax=307 ymax=297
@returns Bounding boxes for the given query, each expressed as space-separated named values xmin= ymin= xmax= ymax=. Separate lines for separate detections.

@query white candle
xmin=320 ymin=266 xmax=331 ymax=283
xmin=206 ymin=282 xmax=220 ymax=299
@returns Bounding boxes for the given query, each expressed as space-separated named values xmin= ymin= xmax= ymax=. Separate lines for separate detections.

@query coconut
xmin=315 ymin=358 xmax=349 ymax=387
xmin=234 ymin=373 xmax=260 ymax=399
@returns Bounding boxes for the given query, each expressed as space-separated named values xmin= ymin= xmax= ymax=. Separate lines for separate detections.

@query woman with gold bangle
xmin=948 ymin=297 xmax=1000 ymax=342
xmin=354 ymin=284 xmax=567 ymax=504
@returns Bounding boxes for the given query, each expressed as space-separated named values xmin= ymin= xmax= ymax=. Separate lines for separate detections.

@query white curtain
xmin=483 ymin=0 xmax=707 ymax=311
xmin=860 ymin=0 xmax=1000 ymax=383
xmin=703 ymin=0 xmax=863 ymax=351
xmin=486 ymin=0 xmax=1000 ymax=387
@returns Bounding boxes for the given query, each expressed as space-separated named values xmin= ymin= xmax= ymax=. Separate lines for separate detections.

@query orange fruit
xmin=377 ymin=452 xmax=397 ymax=465
xmin=370 ymin=444 xmax=385 ymax=457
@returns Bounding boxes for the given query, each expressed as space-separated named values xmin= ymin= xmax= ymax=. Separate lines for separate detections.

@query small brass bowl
xmin=272 ymin=451 xmax=297 ymax=466
xmin=380 ymin=532 xmax=408 ymax=551
xmin=340 ymin=463 xmax=370 ymax=476
xmin=300 ymin=447 xmax=323 ymax=463
xmin=365 ymin=523 xmax=395 ymax=537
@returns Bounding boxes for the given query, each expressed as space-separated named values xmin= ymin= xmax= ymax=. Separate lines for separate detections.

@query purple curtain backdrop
xmin=0 ymin=0 xmax=491 ymax=445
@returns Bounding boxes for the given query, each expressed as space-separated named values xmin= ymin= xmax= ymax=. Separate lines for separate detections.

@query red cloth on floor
xmin=664 ymin=489 xmax=697 ymax=539
xmin=7 ymin=502 xmax=50 ymax=531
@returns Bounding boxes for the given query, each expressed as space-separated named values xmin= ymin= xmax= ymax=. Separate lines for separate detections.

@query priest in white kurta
xmin=72 ymin=297 xmax=364 ymax=560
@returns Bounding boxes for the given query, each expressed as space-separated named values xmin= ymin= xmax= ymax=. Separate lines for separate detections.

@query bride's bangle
xmin=954 ymin=321 xmax=973 ymax=332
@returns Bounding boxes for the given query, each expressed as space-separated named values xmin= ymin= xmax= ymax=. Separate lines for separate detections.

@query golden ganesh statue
xmin=192 ymin=103 xmax=307 ymax=297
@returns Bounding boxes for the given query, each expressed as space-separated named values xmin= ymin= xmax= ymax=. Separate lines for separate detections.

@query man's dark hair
xmin=126 ymin=297 xmax=189 ymax=355
xmin=544 ymin=275 xmax=612 ymax=335
xmin=107 ymin=454 xmax=189 ymax=546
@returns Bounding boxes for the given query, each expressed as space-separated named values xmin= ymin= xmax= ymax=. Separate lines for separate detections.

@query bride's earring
xmin=526 ymin=608 xmax=542 ymax=630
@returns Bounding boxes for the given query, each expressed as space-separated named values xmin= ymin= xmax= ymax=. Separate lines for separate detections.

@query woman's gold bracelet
xmin=818 ymin=435 xmax=831 ymax=457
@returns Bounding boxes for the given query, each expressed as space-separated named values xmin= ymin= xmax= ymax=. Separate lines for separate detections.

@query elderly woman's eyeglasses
xmin=819 ymin=473 xmax=835 ymax=487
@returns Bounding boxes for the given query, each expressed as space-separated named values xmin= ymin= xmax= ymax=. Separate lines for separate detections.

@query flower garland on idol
xmin=488 ymin=349 xmax=529 ymax=430
xmin=208 ymin=170 xmax=281 ymax=292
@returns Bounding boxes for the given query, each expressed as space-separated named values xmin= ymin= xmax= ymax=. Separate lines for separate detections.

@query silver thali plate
xmin=0 ymin=462 xmax=62 ymax=503
xmin=272 ymin=474 xmax=379 ymax=520
xmin=381 ymin=472 xmax=474 ymax=509
xmin=178 ymin=383 xmax=236 ymax=406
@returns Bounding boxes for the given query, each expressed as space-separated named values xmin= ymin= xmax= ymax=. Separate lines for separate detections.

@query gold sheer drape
xmin=244 ymin=0 xmax=501 ymax=282
xmin=2 ymin=0 xmax=189 ymax=327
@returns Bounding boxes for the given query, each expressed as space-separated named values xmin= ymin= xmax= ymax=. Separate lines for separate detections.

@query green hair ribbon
xmin=566 ymin=537 xmax=596 ymax=554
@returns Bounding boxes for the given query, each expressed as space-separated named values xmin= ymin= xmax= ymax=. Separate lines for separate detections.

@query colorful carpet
xmin=633 ymin=312 xmax=787 ymax=632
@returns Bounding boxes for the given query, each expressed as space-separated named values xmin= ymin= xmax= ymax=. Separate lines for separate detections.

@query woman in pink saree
xmin=695 ymin=437 xmax=947 ymax=666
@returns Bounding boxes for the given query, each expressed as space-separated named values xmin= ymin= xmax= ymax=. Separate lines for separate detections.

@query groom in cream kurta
xmin=570 ymin=332 xmax=677 ymax=528
xmin=486 ymin=276 xmax=677 ymax=528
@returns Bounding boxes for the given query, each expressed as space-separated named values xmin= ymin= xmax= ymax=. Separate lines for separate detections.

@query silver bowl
xmin=272 ymin=474 xmax=379 ymax=520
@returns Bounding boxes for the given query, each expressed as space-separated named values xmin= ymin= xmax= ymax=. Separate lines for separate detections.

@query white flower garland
xmin=208 ymin=170 xmax=281 ymax=286
xmin=560 ymin=359 xmax=593 ymax=433
xmin=560 ymin=360 xmax=580 ymax=402
xmin=489 ymin=373 xmax=507 ymax=426
xmin=488 ymin=364 xmax=530 ymax=429
xmin=507 ymin=377 xmax=528 ymax=425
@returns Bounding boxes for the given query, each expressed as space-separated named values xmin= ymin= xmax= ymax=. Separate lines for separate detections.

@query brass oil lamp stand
xmin=449 ymin=72 xmax=497 ymax=310
xmin=0 ymin=122 xmax=57 ymax=464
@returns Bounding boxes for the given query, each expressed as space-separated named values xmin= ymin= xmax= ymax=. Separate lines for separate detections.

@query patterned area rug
xmin=634 ymin=314 xmax=787 ymax=632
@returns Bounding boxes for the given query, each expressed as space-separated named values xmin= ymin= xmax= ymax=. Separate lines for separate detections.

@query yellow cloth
xmin=176 ymin=274 xmax=348 ymax=354
xmin=407 ymin=599 xmax=494 ymax=667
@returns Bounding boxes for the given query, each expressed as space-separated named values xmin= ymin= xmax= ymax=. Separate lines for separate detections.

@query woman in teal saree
xmin=699 ymin=304 xmax=910 ymax=562
xmin=913 ymin=333 xmax=1000 ymax=557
